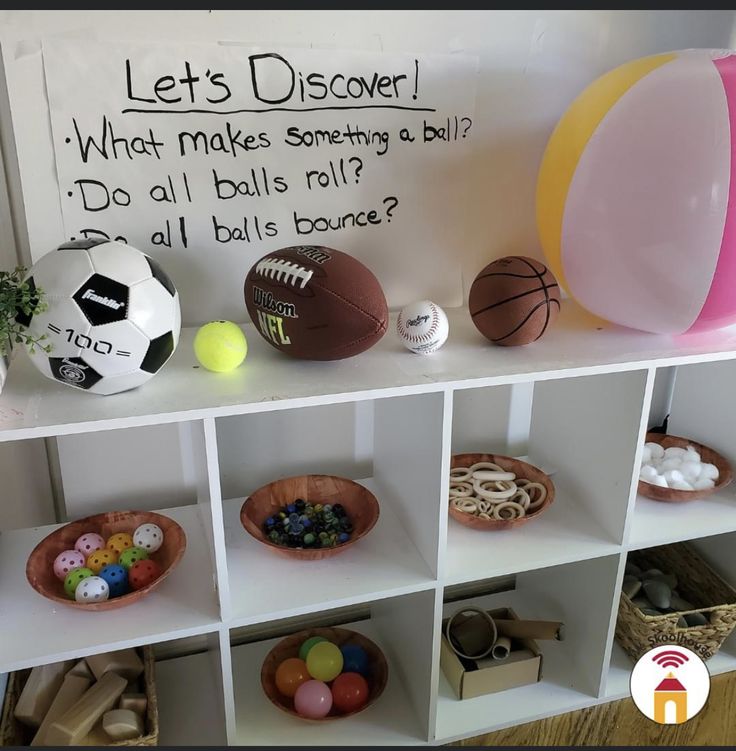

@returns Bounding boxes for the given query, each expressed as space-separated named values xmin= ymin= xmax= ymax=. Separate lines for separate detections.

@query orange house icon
xmin=654 ymin=672 xmax=687 ymax=724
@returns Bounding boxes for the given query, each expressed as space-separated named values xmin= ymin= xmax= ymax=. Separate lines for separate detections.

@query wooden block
xmin=68 ymin=660 xmax=93 ymax=681
xmin=119 ymin=692 xmax=147 ymax=716
xmin=44 ymin=671 xmax=127 ymax=746
xmin=103 ymin=708 xmax=144 ymax=742
xmin=85 ymin=649 xmax=144 ymax=682
xmin=14 ymin=660 xmax=74 ymax=728
xmin=31 ymin=672 xmax=92 ymax=746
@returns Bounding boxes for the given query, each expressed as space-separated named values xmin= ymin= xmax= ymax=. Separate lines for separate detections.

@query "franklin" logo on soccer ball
xmin=81 ymin=289 xmax=125 ymax=310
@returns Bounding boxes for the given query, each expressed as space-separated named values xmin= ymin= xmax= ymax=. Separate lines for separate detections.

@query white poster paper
xmin=42 ymin=40 xmax=477 ymax=323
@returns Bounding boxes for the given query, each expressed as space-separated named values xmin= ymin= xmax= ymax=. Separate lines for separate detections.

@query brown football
xmin=469 ymin=256 xmax=560 ymax=346
xmin=244 ymin=245 xmax=388 ymax=360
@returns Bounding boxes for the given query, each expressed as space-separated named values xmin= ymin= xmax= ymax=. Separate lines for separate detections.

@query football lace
xmin=254 ymin=258 xmax=314 ymax=289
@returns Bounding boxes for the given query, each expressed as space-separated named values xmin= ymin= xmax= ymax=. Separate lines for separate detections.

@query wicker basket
xmin=0 ymin=646 xmax=158 ymax=746
xmin=616 ymin=542 xmax=736 ymax=662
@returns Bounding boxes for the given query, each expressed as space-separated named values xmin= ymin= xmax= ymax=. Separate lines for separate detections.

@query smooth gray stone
xmin=631 ymin=597 xmax=651 ymax=609
xmin=648 ymin=572 xmax=678 ymax=590
xmin=642 ymin=568 xmax=664 ymax=578
xmin=642 ymin=608 xmax=662 ymax=617
xmin=625 ymin=562 xmax=642 ymax=577
xmin=684 ymin=612 xmax=709 ymax=627
xmin=670 ymin=593 xmax=695 ymax=611
xmin=643 ymin=579 xmax=671 ymax=609
xmin=623 ymin=577 xmax=642 ymax=598
xmin=677 ymin=616 xmax=688 ymax=628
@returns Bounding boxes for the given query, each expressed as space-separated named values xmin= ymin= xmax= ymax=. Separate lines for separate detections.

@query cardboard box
xmin=440 ymin=607 xmax=542 ymax=700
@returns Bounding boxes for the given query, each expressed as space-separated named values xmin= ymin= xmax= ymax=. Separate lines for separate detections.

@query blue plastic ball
xmin=99 ymin=564 xmax=129 ymax=598
xmin=265 ymin=517 xmax=276 ymax=527
xmin=287 ymin=503 xmax=297 ymax=514
xmin=338 ymin=532 xmax=350 ymax=544
xmin=340 ymin=644 xmax=369 ymax=675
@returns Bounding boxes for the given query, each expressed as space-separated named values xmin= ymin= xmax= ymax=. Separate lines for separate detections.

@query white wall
xmin=1 ymin=10 xmax=734 ymax=521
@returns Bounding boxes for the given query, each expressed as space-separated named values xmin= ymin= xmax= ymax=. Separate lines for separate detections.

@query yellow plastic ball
xmin=86 ymin=548 xmax=117 ymax=574
xmin=106 ymin=532 xmax=133 ymax=556
xmin=306 ymin=640 xmax=343 ymax=682
xmin=193 ymin=321 xmax=247 ymax=373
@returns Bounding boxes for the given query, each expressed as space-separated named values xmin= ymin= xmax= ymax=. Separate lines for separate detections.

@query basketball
xmin=468 ymin=256 xmax=560 ymax=346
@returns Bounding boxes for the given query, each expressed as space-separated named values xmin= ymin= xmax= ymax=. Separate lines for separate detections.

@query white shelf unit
xmin=3 ymin=303 xmax=736 ymax=745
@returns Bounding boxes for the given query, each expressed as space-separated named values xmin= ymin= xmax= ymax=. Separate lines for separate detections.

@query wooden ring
xmin=449 ymin=482 xmax=474 ymax=498
xmin=472 ymin=470 xmax=517 ymax=482
xmin=450 ymin=467 xmax=472 ymax=482
xmin=468 ymin=462 xmax=505 ymax=473
xmin=521 ymin=482 xmax=547 ymax=510
xmin=492 ymin=501 xmax=526 ymax=520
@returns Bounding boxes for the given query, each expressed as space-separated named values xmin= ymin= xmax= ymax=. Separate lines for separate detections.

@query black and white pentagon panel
xmin=17 ymin=239 xmax=181 ymax=395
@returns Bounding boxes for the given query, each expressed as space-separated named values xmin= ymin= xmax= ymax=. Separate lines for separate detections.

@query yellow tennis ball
xmin=193 ymin=321 xmax=247 ymax=372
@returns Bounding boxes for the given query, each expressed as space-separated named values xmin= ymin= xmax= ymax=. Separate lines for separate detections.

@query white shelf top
xmin=231 ymin=619 xmax=426 ymax=746
xmin=627 ymin=489 xmax=736 ymax=550
xmin=3 ymin=302 xmax=736 ymax=442
xmin=223 ymin=479 xmax=436 ymax=627
xmin=0 ymin=504 xmax=221 ymax=673
xmin=157 ymin=651 xmax=228 ymax=746
xmin=445 ymin=488 xmax=621 ymax=585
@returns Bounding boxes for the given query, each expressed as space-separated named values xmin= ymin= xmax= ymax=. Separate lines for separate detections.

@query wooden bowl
xmin=638 ymin=432 xmax=733 ymax=503
xmin=240 ymin=474 xmax=379 ymax=560
xmin=449 ymin=453 xmax=555 ymax=531
xmin=26 ymin=510 xmax=186 ymax=611
xmin=261 ymin=626 xmax=388 ymax=721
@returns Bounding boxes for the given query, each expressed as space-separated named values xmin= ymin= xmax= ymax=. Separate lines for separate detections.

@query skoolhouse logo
xmin=630 ymin=645 xmax=711 ymax=724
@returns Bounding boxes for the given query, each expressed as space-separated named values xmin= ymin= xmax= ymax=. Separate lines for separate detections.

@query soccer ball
xmin=17 ymin=239 xmax=181 ymax=395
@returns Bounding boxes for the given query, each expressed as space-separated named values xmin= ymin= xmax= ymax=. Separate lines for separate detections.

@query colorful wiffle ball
xmin=53 ymin=549 xmax=86 ymax=580
xmin=118 ymin=546 xmax=149 ymax=570
xmin=74 ymin=532 xmax=105 ymax=556
xmin=133 ymin=523 xmax=164 ymax=554
xmin=128 ymin=559 xmax=162 ymax=591
xmin=99 ymin=564 xmax=129 ymax=598
xmin=106 ymin=532 xmax=134 ymax=556
xmin=86 ymin=548 xmax=118 ymax=574
xmin=64 ymin=567 xmax=94 ymax=599
xmin=75 ymin=575 xmax=109 ymax=603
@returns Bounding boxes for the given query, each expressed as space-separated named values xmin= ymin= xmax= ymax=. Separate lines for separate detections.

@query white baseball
xmin=396 ymin=300 xmax=449 ymax=354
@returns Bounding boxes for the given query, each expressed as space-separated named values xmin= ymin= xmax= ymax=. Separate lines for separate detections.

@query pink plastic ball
xmin=74 ymin=532 xmax=105 ymax=556
xmin=293 ymin=680 xmax=332 ymax=719
xmin=53 ymin=549 xmax=86 ymax=580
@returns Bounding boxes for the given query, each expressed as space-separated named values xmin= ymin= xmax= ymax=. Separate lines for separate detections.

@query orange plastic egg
xmin=275 ymin=657 xmax=310 ymax=698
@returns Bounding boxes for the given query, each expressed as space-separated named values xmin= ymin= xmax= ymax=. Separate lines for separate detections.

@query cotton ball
xmin=700 ymin=463 xmax=720 ymax=481
xmin=646 ymin=442 xmax=665 ymax=460
xmin=648 ymin=473 xmax=668 ymax=488
xmin=671 ymin=480 xmax=694 ymax=491
xmin=685 ymin=446 xmax=701 ymax=463
xmin=659 ymin=457 xmax=683 ymax=473
xmin=663 ymin=469 xmax=684 ymax=486
xmin=641 ymin=445 xmax=652 ymax=465
xmin=680 ymin=461 xmax=702 ymax=482
xmin=663 ymin=446 xmax=688 ymax=460
xmin=640 ymin=465 xmax=659 ymax=483
xmin=693 ymin=477 xmax=716 ymax=491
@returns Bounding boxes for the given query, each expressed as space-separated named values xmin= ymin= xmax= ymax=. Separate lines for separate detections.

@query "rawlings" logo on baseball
xmin=253 ymin=287 xmax=298 ymax=318
xmin=407 ymin=315 xmax=430 ymax=327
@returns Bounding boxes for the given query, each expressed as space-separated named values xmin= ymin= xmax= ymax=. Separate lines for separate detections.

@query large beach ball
xmin=537 ymin=49 xmax=736 ymax=335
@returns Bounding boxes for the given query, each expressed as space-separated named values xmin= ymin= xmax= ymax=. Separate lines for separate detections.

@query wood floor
xmin=457 ymin=672 xmax=736 ymax=746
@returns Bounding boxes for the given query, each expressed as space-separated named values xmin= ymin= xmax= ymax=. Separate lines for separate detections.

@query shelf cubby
xmin=230 ymin=590 xmax=435 ymax=746
xmin=215 ymin=394 xmax=444 ymax=626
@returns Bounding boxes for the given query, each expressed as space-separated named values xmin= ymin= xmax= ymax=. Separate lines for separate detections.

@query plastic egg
xmin=74 ymin=532 xmax=105 ymax=556
xmin=75 ymin=575 xmax=110 ymax=603
xmin=645 ymin=442 xmax=665 ymax=460
xmin=128 ymin=558 xmax=163 ymax=590
xmin=664 ymin=446 xmax=688 ymax=460
xmin=106 ymin=532 xmax=134 ymax=556
xmin=700 ymin=462 xmax=720 ymax=480
xmin=133 ymin=523 xmax=164 ymax=554
xmin=639 ymin=465 xmax=659 ymax=483
xmin=118 ymin=546 xmax=149 ymax=570
xmin=99 ymin=564 xmax=129 ymax=598
xmin=680 ymin=461 xmax=702 ymax=482
xmin=64 ymin=567 xmax=94 ymax=598
xmin=86 ymin=548 xmax=118 ymax=574
xmin=53 ymin=550 xmax=86 ymax=580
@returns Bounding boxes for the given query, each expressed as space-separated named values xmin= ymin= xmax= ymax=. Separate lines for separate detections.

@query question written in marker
xmin=42 ymin=41 xmax=476 ymax=319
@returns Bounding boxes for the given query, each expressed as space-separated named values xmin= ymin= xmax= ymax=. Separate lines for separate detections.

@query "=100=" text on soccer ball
xmin=16 ymin=239 xmax=181 ymax=395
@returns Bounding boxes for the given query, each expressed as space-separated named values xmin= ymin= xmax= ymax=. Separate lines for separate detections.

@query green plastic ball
xmin=298 ymin=636 xmax=327 ymax=662
xmin=193 ymin=321 xmax=247 ymax=372
xmin=118 ymin=546 xmax=149 ymax=570
xmin=64 ymin=567 xmax=94 ymax=599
